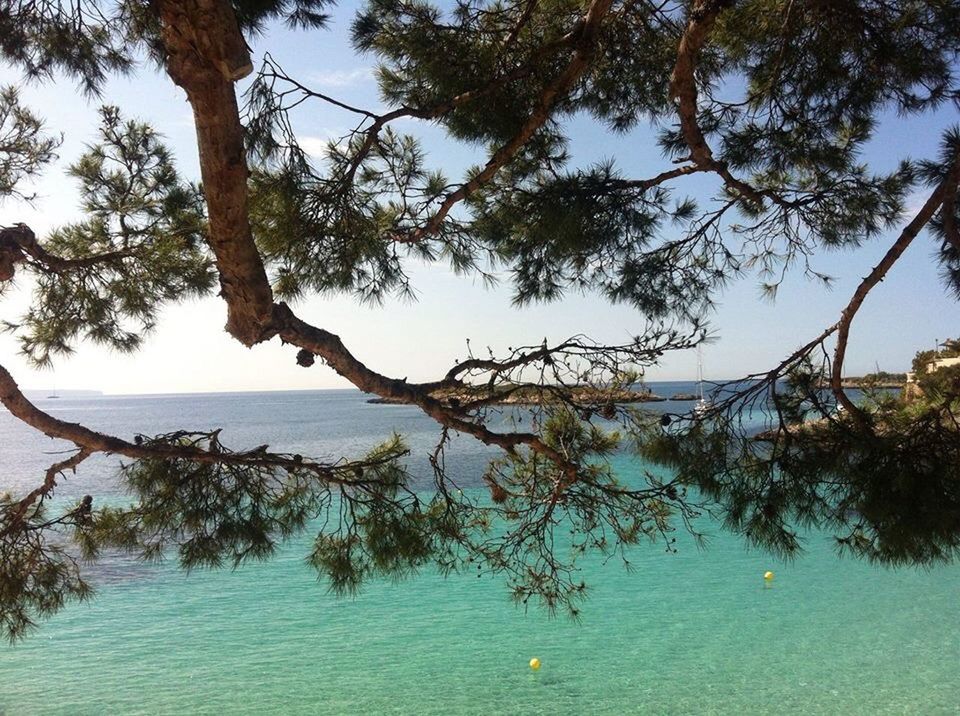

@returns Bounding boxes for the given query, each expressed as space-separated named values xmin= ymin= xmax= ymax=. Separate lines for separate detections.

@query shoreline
xmin=366 ymin=385 xmax=714 ymax=406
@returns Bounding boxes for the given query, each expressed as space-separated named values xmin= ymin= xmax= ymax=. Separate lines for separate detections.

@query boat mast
xmin=696 ymin=345 xmax=705 ymax=401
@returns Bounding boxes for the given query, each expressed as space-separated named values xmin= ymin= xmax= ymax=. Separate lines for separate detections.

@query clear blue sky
xmin=0 ymin=2 xmax=956 ymax=394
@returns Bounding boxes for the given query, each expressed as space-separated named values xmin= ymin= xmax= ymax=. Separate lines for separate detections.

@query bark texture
xmin=155 ymin=0 xmax=274 ymax=346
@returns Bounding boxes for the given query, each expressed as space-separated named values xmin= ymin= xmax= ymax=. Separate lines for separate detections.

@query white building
xmin=906 ymin=355 xmax=960 ymax=383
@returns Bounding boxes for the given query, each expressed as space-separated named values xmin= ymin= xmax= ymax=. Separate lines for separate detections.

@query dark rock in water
xmin=670 ymin=393 xmax=699 ymax=401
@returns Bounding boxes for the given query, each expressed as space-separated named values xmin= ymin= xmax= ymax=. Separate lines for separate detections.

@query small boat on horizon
xmin=694 ymin=345 xmax=712 ymax=417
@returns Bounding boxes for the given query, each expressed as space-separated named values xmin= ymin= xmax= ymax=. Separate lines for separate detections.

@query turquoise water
xmin=1 ymin=389 xmax=958 ymax=714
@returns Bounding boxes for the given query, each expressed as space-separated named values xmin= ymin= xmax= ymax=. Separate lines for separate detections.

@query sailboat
xmin=694 ymin=345 xmax=711 ymax=417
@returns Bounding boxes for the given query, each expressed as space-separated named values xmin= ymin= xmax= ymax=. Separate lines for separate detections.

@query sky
xmin=0 ymin=1 xmax=957 ymax=395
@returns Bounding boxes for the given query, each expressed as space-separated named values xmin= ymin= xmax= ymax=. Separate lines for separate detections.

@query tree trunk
xmin=154 ymin=0 xmax=274 ymax=346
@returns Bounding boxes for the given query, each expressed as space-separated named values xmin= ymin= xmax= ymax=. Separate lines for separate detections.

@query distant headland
xmin=816 ymin=372 xmax=907 ymax=390
xmin=367 ymin=384 xmax=669 ymax=406
xmin=366 ymin=384 xmax=718 ymax=406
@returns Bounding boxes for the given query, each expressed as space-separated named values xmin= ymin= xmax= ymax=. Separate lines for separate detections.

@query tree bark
xmin=154 ymin=0 xmax=274 ymax=346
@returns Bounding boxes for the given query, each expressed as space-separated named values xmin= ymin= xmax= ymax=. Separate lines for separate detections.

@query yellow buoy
xmin=529 ymin=658 xmax=541 ymax=671
xmin=764 ymin=571 xmax=775 ymax=581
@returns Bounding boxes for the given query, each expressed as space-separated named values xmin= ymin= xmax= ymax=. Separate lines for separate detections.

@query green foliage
xmin=4 ymin=0 xmax=960 ymax=637
xmin=912 ymin=335 xmax=960 ymax=375
xmin=1 ymin=404 xmax=699 ymax=637
xmin=0 ymin=494 xmax=93 ymax=642
xmin=69 ymin=432 xmax=475 ymax=602
xmin=912 ymin=350 xmax=936 ymax=375
xmin=578 ymin=1 xmax=678 ymax=132
xmin=247 ymin=128 xmax=450 ymax=303
xmin=0 ymin=434 xmax=435 ymax=640
xmin=703 ymin=0 xmax=958 ymax=274
xmin=857 ymin=372 xmax=907 ymax=385
xmin=472 ymin=407 xmax=692 ymax=615
xmin=0 ymin=86 xmax=60 ymax=200
xmin=0 ymin=1 xmax=332 ymax=94
xmin=917 ymin=363 xmax=960 ymax=403
xmin=353 ymin=0 xmax=582 ymax=145
xmin=239 ymin=0 xmax=960 ymax=309
xmin=471 ymin=160 xmax=729 ymax=316
xmin=66 ymin=431 xmax=490 ymax=611
xmin=642 ymin=369 xmax=960 ymax=565
xmin=307 ymin=487 xmax=463 ymax=596
xmin=716 ymin=1 xmax=960 ymax=122
xmin=0 ymin=1 xmax=134 ymax=94
xmin=76 ymin=434 xmax=406 ymax=569
xmin=233 ymin=0 xmax=333 ymax=31
xmin=920 ymin=129 xmax=960 ymax=298
xmin=10 ymin=107 xmax=215 ymax=365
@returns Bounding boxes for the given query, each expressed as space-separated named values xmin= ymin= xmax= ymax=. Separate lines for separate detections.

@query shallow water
xmin=1 ymin=389 xmax=957 ymax=715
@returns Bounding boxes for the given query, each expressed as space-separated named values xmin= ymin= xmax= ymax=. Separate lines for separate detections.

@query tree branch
xmin=669 ymin=0 xmax=732 ymax=166
xmin=271 ymin=304 xmax=578 ymax=475
xmin=0 ymin=363 xmax=400 ymax=484
xmin=830 ymin=147 xmax=960 ymax=416
xmin=253 ymin=17 xmax=587 ymax=192
xmin=149 ymin=0 xmax=602 ymax=481
xmin=613 ymin=163 xmax=709 ymax=191
xmin=668 ymin=0 xmax=785 ymax=208
xmin=0 ymin=449 xmax=91 ymax=539
xmin=0 ymin=223 xmax=134 ymax=281
xmin=400 ymin=0 xmax=614 ymax=243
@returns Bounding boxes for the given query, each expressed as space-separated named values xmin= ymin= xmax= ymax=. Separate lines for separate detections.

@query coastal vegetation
xmin=815 ymin=372 xmax=907 ymax=390
xmin=912 ymin=339 xmax=960 ymax=375
xmin=1 ymin=0 xmax=959 ymax=641
xmin=841 ymin=372 xmax=907 ymax=388
xmin=909 ymin=337 xmax=960 ymax=402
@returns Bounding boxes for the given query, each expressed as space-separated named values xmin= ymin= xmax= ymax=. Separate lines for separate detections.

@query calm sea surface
xmin=1 ymin=387 xmax=958 ymax=715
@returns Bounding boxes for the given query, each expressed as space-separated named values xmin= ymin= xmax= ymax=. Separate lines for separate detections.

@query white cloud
xmin=298 ymin=135 xmax=334 ymax=157
xmin=296 ymin=129 xmax=351 ymax=157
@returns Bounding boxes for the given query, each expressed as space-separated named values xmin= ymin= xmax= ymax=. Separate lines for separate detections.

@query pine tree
xmin=1 ymin=0 xmax=959 ymax=640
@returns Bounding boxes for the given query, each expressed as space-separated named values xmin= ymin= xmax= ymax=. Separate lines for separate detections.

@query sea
xmin=1 ymin=385 xmax=958 ymax=715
